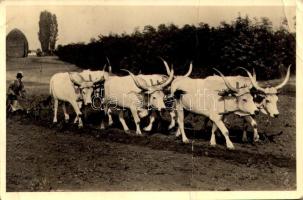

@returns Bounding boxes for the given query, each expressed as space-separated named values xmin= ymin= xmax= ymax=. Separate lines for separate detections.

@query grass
xmin=6 ymin=56 xmax=81 ymax=95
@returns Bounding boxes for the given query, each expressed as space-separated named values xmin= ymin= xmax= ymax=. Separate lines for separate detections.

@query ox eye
xmin=266 ymin=99 xmax=270 ymax=103
xmin=242 ymin=99 xmax=247 ymax=103
xmin=153 ymin=96 xmax=156 ymax=99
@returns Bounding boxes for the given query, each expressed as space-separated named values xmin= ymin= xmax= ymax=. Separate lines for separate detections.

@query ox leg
xmin=212 ymin=117 xmax=234 ymax=149
xmin=69 ymin=101 xmax=83 ymax=128
xmin=242 ymin=118 xmax=248 ymax=142
xmin=108 ymin=108 xmax=113 ymax=126
xmin=210 ymin=123 xmax=218 ymax=146
xmin=73 ymin=101 xmax=82 ymax=123
xmin=118 ymin=110 xmax=130 ymax=133
xmin=100 ymin=120 xmax=105 ymax=130
xmin=168 ymin=110 xmax=176 ymax=130
xmin=244 ymin=115 xmax=259 ymax=142
xmin=130 ymin=107 xmax=142 ymax=135
xmin=74 ymin=101 xmax=82 ymax=124
xmin=53 ymin=99 xmax=58 ymax=123
xmin=74 ymin=116 xmax=79 ymax=124
xmin=176 ymin=102 xmax=189 ymax=143
xmin=100 ymin=105 xmax=108 ymax=129
xmin=143 ymin=111 xmax=156 ymax=131
xmin=62 ymin=102 xmax=70 ymax=123
xmin=175 ymin=127 xmax=181 ymax=137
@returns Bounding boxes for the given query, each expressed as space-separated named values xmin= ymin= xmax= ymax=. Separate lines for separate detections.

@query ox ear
xmin=217 ymin=89 xmax=237 ymax=97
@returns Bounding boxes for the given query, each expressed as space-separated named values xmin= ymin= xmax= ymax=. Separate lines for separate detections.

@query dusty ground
xmin=6 ymin=57 xmax=296 ymax=191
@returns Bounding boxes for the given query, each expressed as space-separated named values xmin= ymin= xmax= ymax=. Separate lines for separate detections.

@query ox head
xmin=80 ymin=64 xmax=109 ymax=83
xmin=214 ymin=68 xmax=259 ymax=115
xmin=122 ymin=68 xmax=174 ymax=112
xmin=70 ymin=74 xmax=95 ymax=106
xmin=239 ymin=66 xmax=291 ymax=118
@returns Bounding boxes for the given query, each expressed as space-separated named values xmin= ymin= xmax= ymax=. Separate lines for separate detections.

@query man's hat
xmin=16 ymin=71 xmax=23 ymax=78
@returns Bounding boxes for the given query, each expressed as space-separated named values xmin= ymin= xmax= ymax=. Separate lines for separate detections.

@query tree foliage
xmin=55 ymin=16 xmax=295 ymax=80
xmin=38 ymin=11 xmax=58 ymax=54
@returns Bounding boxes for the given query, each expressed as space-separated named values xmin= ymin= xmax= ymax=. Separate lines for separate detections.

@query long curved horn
xmin=184 ymin=62 xmax=193 ymax=77
xmin=275 ymin=65 xmax=291 ymax=90
xmin=121 ymin=69 xmax=149 ymax=91
xmin=213 ymin=68 xmax=238 ymax=92
xmin=237 ymin=67 xmax=266 ymax=93
xmin=106 ymin=57 xmax=111 ymax=66
xmin=159 ymin=57 xmax=171 ymax=75
xmin=102 ymin=64 xmax=106 ymax=72
xmin=252 ymin=68 xmax=256 ymax=80
xmin=91 ymin=64 xmax=106 ymax=83
xmin=156 ymin=67 xmax=174 ymax=89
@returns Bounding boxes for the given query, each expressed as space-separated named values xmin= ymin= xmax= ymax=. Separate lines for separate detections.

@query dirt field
xmin=6 ymin=57 xmax=296 ymax=191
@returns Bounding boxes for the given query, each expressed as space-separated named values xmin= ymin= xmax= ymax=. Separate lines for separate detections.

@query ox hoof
xmin=168 ymin=123 xmax=175 ymax=130
xmin=136 ymin=131 xmax=142 ymax=135
xmin=182 ymin=138 xmax=190 ymax=144
xmin=226 ymin=144 xmax=235 ymax=150
xmin=78 ymin=124 xmax=83 ymax=128
xmin=254 ymin=135 xmax=260 ymax=142
xmin=210 ymin=142 xmax=217 ymax=147
xmin=242 ymin=137 xmax=248 ymax=143
xmin=143 ymin=126 xmax=152 ymax=132
xmin=125 ymin=130 xmax=131 ymax=134
xmin=108 ymin=121 xmax=113 ymax=127
xmin=100 ymin=123 xmax=105 ymax=130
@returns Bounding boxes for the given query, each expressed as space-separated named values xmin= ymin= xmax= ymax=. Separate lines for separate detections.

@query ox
xmin=171 ymin=69 xmax=259 ymax=149
xmin=138 ymin=59 xmax=193 ymax=131
xmin=102 ymin=68 xmax=174 ymax=135
xmin=49 ymin=70 xmax=105 ymax=127
xmin=201 ymin=66 xmax=291 ymax=144
xmin=103 ymin=59 xmax=192 ymax=131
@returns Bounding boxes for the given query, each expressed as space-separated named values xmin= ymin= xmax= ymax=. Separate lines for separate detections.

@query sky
xmin=6 ymin=5 xmax=296 ymax=50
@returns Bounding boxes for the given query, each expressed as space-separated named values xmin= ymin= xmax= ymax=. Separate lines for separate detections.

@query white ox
xmin=201 ymin=66 xmax=291 ymax=144
xmin=137 ymin=60 xmax=193 ymax=131
xmin=104 ymin=59 xmax=192 ymax=131
xmin=50 ymin=70 xmax=105 ymax=127
xmin=171 ymin=69 xmax=259 ymax=149
xmin=102 ymin=68 xmax=174 ymax=135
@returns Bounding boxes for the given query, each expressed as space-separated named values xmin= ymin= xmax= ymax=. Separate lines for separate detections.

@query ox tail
xmin=173 ymin=89 xmax=186 ymax=100
xmin=49 ymin=78 xmax=53 ymax=95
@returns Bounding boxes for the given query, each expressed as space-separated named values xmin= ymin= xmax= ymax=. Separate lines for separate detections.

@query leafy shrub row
xmin=56 ymin=16 xmax=295 ymax=80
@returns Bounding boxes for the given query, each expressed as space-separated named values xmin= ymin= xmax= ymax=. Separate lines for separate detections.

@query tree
xmin=38 ymin=10 xmax=58 ymax=54
xmin=49 ymin=14 xmax=58 ymax=53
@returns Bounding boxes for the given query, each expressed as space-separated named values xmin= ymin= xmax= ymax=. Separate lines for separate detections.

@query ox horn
xmin=121 ymin=69 xmax=150 ymax=91
xmin=184 ymin=62 xmax=193 ymax=77
xmin=92 ymin=64 xmax=106 ymax=83
xmin=156 ymin=67 xmax=174 ymax=89
xmin=102 ymin=64 xmax=106 ymax=72
xmin=159 ymin=57 xmax=171 ymax=75
xmin=213 ymin=68 xmax=239 ymax=93
xmin=252 ymin=68 xmax=256 ymax=80
xmin=275 ymin=65 xmax=291 ymax=90
xmin=237 ymin=67 xmax=266 ymax=93
xmin=106 ymin=57 xmax=111 ymax=67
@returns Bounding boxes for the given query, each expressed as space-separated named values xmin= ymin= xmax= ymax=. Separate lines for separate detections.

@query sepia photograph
xmin=1 ymin=0 xmax=302 ymax=199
